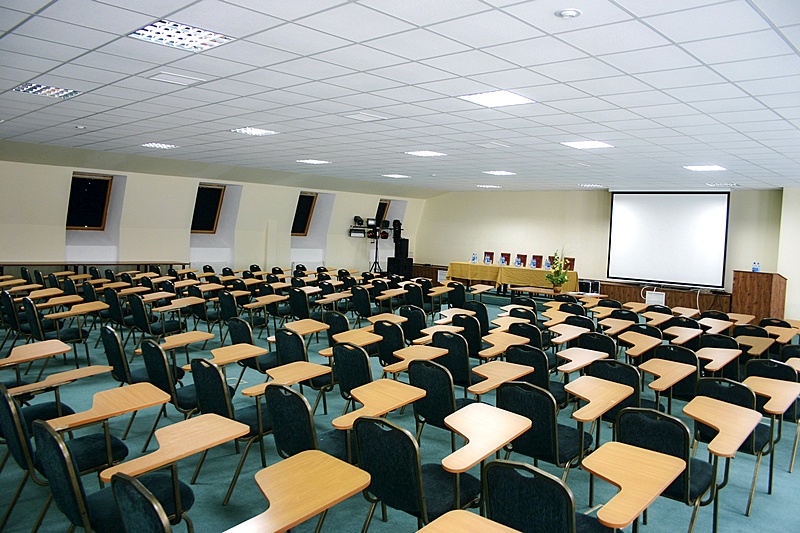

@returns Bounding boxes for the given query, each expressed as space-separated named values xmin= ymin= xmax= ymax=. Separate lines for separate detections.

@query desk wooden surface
xmin=765 ymin=325 xmax=799 ymax=344
xmin=638 ymin=358 xmax=696 ymax=392
xmin=265 ymin=361 xmax=331 ymax=386
xmin=696 ymin=347 xmax=741 ymax=373
xmin=8 ymin=365 xmax=112 ymax=396
xmin=243 ymin=294 xmax=288 ymax=309
xmin=381 ymin=345 xmax=448 ymax=374
xmin=598 ymin=318 xmax=636 ymax=336
xmin=376 ymin=288 xmax=407 ymax=301
xmin=197 ymin=283 xmax=226 ymax=292
xmin=0 ymin=278 xmax=25 ymax=287
xmin=117 ymin=286 xmax=152 ymax=296
xmin=284 ymin=318 xmax=329 ymax=337
xmin=224 ymin=450 xmax=370 ymax=533
xmin=151 ymin=296 xmax=205 ymax=313
xmin=7 ymin=283 xmax=44 ymax=294
xmin=331 ymin=379 xmax=425 ymax=430
xmin=683 ymin=396 xmax=762 ymax=457
xmin=618 ymin=331 xmax=662 ymax=358
xmin=672 ymin=307 xmax=700 ymax=318
xmin=45 ymin=300 xmax=108 ymax=320
xmin=590 ymin=306 xmax=618 ymax=319
xmin=417 ymin=510 xmax=520 ymax=533
xmin=435 ymin=307 xmax=475 ymax=325
xmin=490 ymin=315 xmax=529 ymax=332
xmin=332 ymin=328 xmax=382 ymax=347
xmin=557 ymin=347 xmax=608 ymax=374
xmin=25 ymin=287 xmax=64 ymax=300
xmin=583 ymin=441 xmax=686 ymax=529
xmin=542 ymin=309 xmax=572 ymax=327
xmin=141 ymin=291 xmax=176 ymax=304
xmin=479 ymin=331 xmax=529 ymax=359
xmin=135 ymin=331 xmax=214 ymax=355
xmin=548 ymin=323 xmax=589 ymax=345
xmin=742 ymin=375 xmax=800 ymax=415
xmin=662 ymin=326 xmax=702 ymax=345
xmin=102 ymin=281 xmax=131 ymax=290
xmin=642 ymin=311 xmax=674 ymax=326
xmin=468 ymin=360 xmax=535 ymax=395
xmin=414 ymin=324 xmax=464 ymax=345
xmin=314 ymin=291 xmax=351 ymax=306
xmin=698 ymin=317 xmax=733 ymax=334
xmin=728 ymin=313 xmax=755 ymax=325
xmin=564 ymin=375 xmax=634 ymax=423
xmin=366 ymin=312 xmax=408 ymax=325
xmin=100 ymin=414 xmax=248 ymax=482
xmin=46 ymin=382 xmax=170 ymax=431
xmin=469 ymin=284 xmax=495 ymax=294
xmin=442 ymin=403 xmax=531 ymax=474
xmin=0 ymin=339 xmax=71 ymax=367
xmin=623 ymin=302 xmax=648 ymax=313
xmin=735 ymin=335 xmax=775 ymax=356
xmin=36 ymin=294 xmax=84 ymax=309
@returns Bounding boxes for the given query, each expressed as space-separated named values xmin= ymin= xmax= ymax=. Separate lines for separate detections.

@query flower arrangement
xmin=545 ymin=249 xmax=570 ymax=289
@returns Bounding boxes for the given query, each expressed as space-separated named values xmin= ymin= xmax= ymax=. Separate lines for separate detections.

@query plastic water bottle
xmin=752 ymin=261 xmax=760 ymax=272
xmin=471 ymin=252 xmax=478 ymax=264
xmin=544 ymin=258 xmax=551 ymax=270
xmin=499 ymin=256 xmax=506 ymax=266
xmin=484 ymin=254 xmax=491 ymax=265
xmin=531 ymin=258 xmax=537 ymax=269
xmin=514 ymin=256 xmax=521 ymax=268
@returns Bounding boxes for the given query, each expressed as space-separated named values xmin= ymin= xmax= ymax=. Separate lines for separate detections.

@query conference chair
xmin=332 ymin=343 xmax=372 ymax=415
xmin=505 ymin=344 xmax=567 ymax=408
xmin=111 ymin=473 xmax=174 ymax=533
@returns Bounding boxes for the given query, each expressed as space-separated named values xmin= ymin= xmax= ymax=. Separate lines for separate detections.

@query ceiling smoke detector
xmin=555 ymin=9 xmax=582 ymax=18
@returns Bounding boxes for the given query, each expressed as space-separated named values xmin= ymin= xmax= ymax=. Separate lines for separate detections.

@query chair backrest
xmin=699 ymin=333 xmax=738 ymax=349
xmin=695 ymin=377 xmax=762 ymax=454
xmin=190 ymin=359 xmax=234 ymax=418
xmin=700 ymin=310 xmax=729 ymax=320
xmin=447 ymin=282 xmax=466 ymax=308
xmin=744 ymin=359 xmax=799 ymax=418
xmin=1 ymin=290 xmax=21 ymax=331
xmin=497 ymin=381 xmax=558 ymax=462
xmin=21 ymin=266 xmax=33 ymax=283
xmin=564 ymin=314 xmax=594 ymax=332
xmin=275 ymin=328 xmax=307 ymax=365
xmin=21 ymin=297 xmax=45 ymax=341
xmin=732 ymin=324 xmax=769 ymax=338
xmin=218 ymin=291 xmax=240 ymax=322
xmin=508 ymin=322 xmax=544 ymax=350
xmin=32 ymin=420 xmax=91 ymax=529
xmin=403 ymin=283 xmax=425 ymax=308
xmin=203 ymin=265 xmax=215 ymax=273
xmin=373 ymin=320 xmax=404 ymax=366
xmin=104 ymin=269 xmax=117 ymax=283
xmin=511 ymin=296 xmax=537 ymax=308
xmin=598 ymin=298 xmax=622 ymax=309
xmin=250 ymin=264 xmax=261 ymax=273
xmin=610 ymin=308 xmax=639 ymax=322
xmin=653 ymin=344 xmax=699 ymax=400
xmin=323 ymin=311 xmax=350 ymax=346
xmin=585 ymin=359 xmax=642 ymax=421
xmin=615 ymin=407 xmax=694 ymax=504
xmin=353 ymin=416 xmax=427 ymax=521
xmin=645 ymin=304 xmax=671 ymax=314
xmin=554 ymin=294 xmax=578 ymax=303
xmin=453 ymin=314 xmax=483 ymax=356
xmin=140 ymin=339 xmax=179 ymax=402
xmin=83 ymin=281 xmax=99 ymax=302
xmin=431 ymin=331 xmax=471 ymax=385
xmin=779 ymin=344 xmax=800 ymax=364
xmin=341 ymin=276 xmax=357 ymax=290
xmin=63 ymin=278 xmax=77 ymax=296
xmin=33 ymin=270 xmax=45 ymax=286
xmin=505 ymin=345 xmax=550 ymax=389
xmin=112 ymin=473 xmax=173 ymax=533
xmin=242 ymin=270 xmax=254 ymax=279
xmin=288 ymin=288 xmax=310 ymax=320
xmin=419 ymin=279 xmax=434 ymax=304
xmin=760 ymin=317 xmax=791 ymax=328
xmin=187 ymin=286 xmax=210 ymax=319
xmin=0 ymin=384 xmax=36 ymax=475
xmin=264 ymin=384 xmax=318 ymax=458
xmin=228 ymin=317 xmax=254 ymax=345
xmin=407 ymin=360 xmax=457 ymax=427
xmin=48 ymin=273 xmax=60 ymax=290
xmin=398 ymin=305 xmax=426 ymax=343
xmin=140 ymin=276 xmax=155 ymax=290
xmin=222 ymin=267 xmax=234 ymax=277
xmin=271 ymin=266 xmax=284 ymax=275
xmin=560 ymin=302 xmax=586 ymax=316
xmin=101 ymin=325 xmax=133 ymax=384
xmin=149 ymin=265 xmax=162 ymax=275
xmin=576 ymin=332 xmax=616 ymax=359
xmin=509 ymin=307 xmax=537 ymax=323
xmin=462 ymin=300 xmax=490 ymax=335
xmin=332 ymin=343 xmax=372 ymax=400
xmin=660 ymin=316 xmax=700 ymax=331
xmin=119 ymin=272 xmax=133 ymax=285
xmin=484 ymin=459 xmax=579 ymax=533
xmin=127 ymin=294 xmax=153 ymax=335
xmin=351 ymin=286 xmax=373 ymax=319
xmin=319 ymin=280 xmax=335 ymax=296
xmin=104 ymin=287 xmax=126 ymax=326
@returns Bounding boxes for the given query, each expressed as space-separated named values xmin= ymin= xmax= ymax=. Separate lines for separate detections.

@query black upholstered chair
xmin=431 ymin=331 xmax=478 ymax=396
xmin=505 ymin=344 xmax=567 ymax=407
xmin=128 ymin=294 xmax=182 ymax=349
xmin=22 ymin=296 xmax=91 ymax=368
xmin=373 ymin=319 xmax=404 ymax=367
xmin=275 ymin=328 xmax=334 ymax=414
xmin=332 ymin=342 xmax=372 ymax=415
xmin=111 ymin=473 xmax=173 ymax=533
xmin=399 ymin=304 xmax=427 ymax=344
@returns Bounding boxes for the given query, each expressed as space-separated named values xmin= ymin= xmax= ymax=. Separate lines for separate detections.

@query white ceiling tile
xmin=326 ymin=72 xmax=403 ymax=92
xmin=203 ymin=40 xmax=299 ymax=68
xmin=284 ymin=81 xmax=356 ymax=100
xmin=691 ymin=97 xmax=766 ymax=113
xmin=547 ymin=97 xmax=618 ymax=113
xmin=297 ymin=3 xmax=414 ymax=43
xmin=16 ymin=16 xmax=117 ymax=49
xmin=750 ymin=0 xmax=800 ymax=27
xmin=313 ymin=45 xmax=407 ymax=71
xmin=484 ymin=36 xmax=588 ymax=67
xmin=372 ymin=85 xmax=445 ymax=103
xmin=645 ymin=2 xmax=772 ymax=43
xmin=514 ymin=83 xmax=592 ymax=102
xmin=601 ymin=45 xmax=701 ymax=74
xmin=169 ymin=0 xmax=282 ymax=38
xmin=682 ymin=30 xmax=795 ymax=64
xmin=428 ymin=10 xmax=543 ymax=48
xmin=222 ymin=0 xmax=348 ymax=22
xmin=775 ymin=23 xmax=800 ymax=50
xmin=737 ymin=75 xmax=800 ymax=96
xmin=470 ymin=68 xmax=555 ymax=90
xmin=533 ymin=58 xmax=624 ymax=82
xmin=560 ymin=20 xmax=670 ymax=55
xmin=612 ymin=0 xmax=735 ymax=17
xmin=359 ymin=0 xmax=490 ymax=26
xmin=232 ymin=69 xmax=309 ymax=89
xmin=504 ymin=0 xmax=633 ymax=34
xmin=568 ymin=75 xmax=654 ymax=96
xmin=603 ymin=90 xmax=679 ymax=108
xmin=0 ymin=7 xmax=31 ymax=31
xmin=247 ymin=23 xmax=351 ymax=55
xmin=41 ymin=0 xmax=153 ymax=34
xmin=634 ymin=65 xmax=726 ymax=89
xmin=664 ymin=83 xmax=749 ymax=102
xmin=167 ymin=54 xmax=255 ymax=78
xmin=711 ymin=55 xmax=800 ymax=81
xmin=422 ymin=50 xmax=517 ymax=77
xmin=369 ymin=62 xmax=455 ymax=85
xmin=757 ymin=92 xmax=800 ymax=108
xmin=365 ymin=29 xmax=470 ymax=61
xmin=710 ymin=109 xmax=783 ymax=123
xmin=268 ymin=57 xmax=356 ymax=80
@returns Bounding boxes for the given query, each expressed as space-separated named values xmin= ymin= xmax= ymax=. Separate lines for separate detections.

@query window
xmin=191 ymin=184 xmax=225 ymax=233
xmin=291 ymin=192 xmax=317 ymax=236
xmin=66 ymin=173 xmax=113 ymax=230
xmin=376 ymin=199 xmax=391 ymax=226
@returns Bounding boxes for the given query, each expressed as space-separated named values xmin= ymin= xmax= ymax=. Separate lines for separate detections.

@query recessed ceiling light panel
xmin=382 ymin=174 xmax=409 ymax=178
xmin=230 ymin=127 xmax=278 ymax=136
xmin=706 ymin=182 xmax=739 ymax=187
xmin=405 ymin=151 xmax=446 ymax=157
xmin=684 ymin=165 xmax=726 ymax=172
xmin=482 ymin=171 xmax=516 ymax=176
xmin=148 ymin=71 xmax=206 ymax=86
xmin=579 ymin=183 xmax=608 ymax=188
xmin=561 ymin=141 xmax=614 ymax=149
xmin=130 ymin=20 xmax=234 ymax=52
xmin=13 ymin=83 xmax=81 ymax=99
xmin=142 ymin=142 xmax=178 ymax=149
xmin=296 ymin=159 xmax=331 ymax=165
xmin=477 ymin=184 xmax=503 ymax=189
xmin=458 ymin=90 xmax=534 ymax=108
xmin=345 ymin=112 xmax=387 ymax=122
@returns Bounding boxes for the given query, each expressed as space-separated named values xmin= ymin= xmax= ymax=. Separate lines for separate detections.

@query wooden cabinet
xmin=731 ymin=270 xmax=786 ymax=324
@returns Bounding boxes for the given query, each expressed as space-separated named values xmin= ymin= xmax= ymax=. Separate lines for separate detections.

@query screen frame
xmin=191 ymin=184 xmax=226 ymax=234
xmin=66 ymin=174 xmax=113 ymax=231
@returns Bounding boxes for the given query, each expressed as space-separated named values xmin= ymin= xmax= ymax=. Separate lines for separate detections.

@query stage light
xmin=354 ymin=215 xmax=364 ymax=226
xmin=380 ymin=230 xmax=390 ymax=239
xmin=367 ymin=218 xmax=377 ymax=228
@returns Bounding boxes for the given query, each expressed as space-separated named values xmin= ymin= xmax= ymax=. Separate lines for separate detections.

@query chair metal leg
xmin=223 ymin=437 xmax=256 ymax=506
xmin=31 ymin=493 xmax=52 ymax=533
xmin=361 ymin=501 xmax=378 ymax=533
xmin=790 ymin=422 xmax=799 ymax=473
xmin=745 ymin=452 xmax=763 ymax=516
xmin=0 ymin=472 xmax=29 ymax=530
xmin=190 ymin=449 xmax=209 ymax=484
xmin=121 ymin=410 xmax=137 ymax=440
xmin=314 ymin=509 xmax=328 ymax=533
xmin=142 ymin=406 xmax=164 ymax=452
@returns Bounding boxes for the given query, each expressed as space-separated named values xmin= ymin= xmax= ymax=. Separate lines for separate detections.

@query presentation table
xmin=447 ymin=262 xmax=579 ymax=292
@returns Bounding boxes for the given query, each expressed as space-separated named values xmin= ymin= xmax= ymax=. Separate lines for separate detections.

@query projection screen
xmin=607 ymin=192 xmax=729 ymax=288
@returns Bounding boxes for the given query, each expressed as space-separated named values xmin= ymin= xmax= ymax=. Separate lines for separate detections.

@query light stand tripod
xmin=369 ymin=236 xmax=382 ymax=273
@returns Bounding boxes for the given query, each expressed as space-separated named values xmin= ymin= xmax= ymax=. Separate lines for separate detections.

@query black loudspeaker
xmin=394 ymin=238 xmax=409 ymax=259
xmin=387 ymin=257 xmax=413 ymax=278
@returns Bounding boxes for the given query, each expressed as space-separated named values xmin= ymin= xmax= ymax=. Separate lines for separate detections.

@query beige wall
xmin=778 ymin=188 xmax=800 ymax=318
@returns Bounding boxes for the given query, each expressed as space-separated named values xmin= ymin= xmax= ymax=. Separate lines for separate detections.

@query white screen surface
xmin=607 ymin=193 xmax=729 ymax=288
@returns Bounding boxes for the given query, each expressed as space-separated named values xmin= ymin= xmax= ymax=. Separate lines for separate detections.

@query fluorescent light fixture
xmin=476 ymin=141 xmax=510 ymax=148
xmin=684 ymin=165 xmax=726 ymax=172
xmin=345 ymin=112 xmax=387 ymax=122
xmin=148 ymin=71 xmax=206 ymax=86
xmin=482 ymin=171 xmax=516 ymax=176
xmin=477 ymin=184 xmax=503 ymax=189
xmin=561 ymin=140 xmax=614 ymax=149
xmin=706 ymin=182 xmax=739 ymax=187
xmin=13 ymin=83 xmax=81 ymax=99
xmin=458 ymin=90 xmax=534 ymax=108
xmin=230 ymin=127 xmax=278 ymax=136
xmin=382 ymin=174 xmax=409 ymax=178
xmin=405 ymin=150 xmax=446 ymax=157
xmin=129 ymin=20 xmax=234 ymax=52
xmin=579 ymin=183 xmax=608 ymax=188
xmin=141 ymin=142 xmax=178 ymax=149
xmin=296 ymin=159 xmax=331 ymax=165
